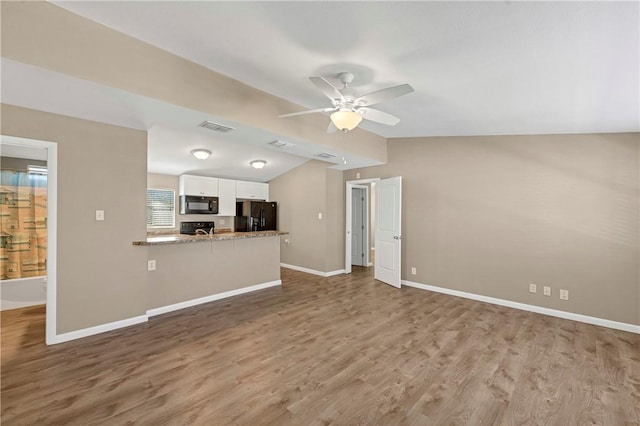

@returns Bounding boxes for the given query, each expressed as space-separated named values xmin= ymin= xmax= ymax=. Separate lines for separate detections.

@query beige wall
xmin=269 ymin=161 xmax=327 ymax=272
xmin=147 ymin=173 xmax=233 ymax=232
xmin=1 ymin=1 xmax=387 ymax=164
xmin=325 ymin=168 xmax=346 ymax=272
xmin=346 ymin=133 xmax=640 ymax=325
xmin=1 ymin=104 xmax=149 ymax=333
xmin=269 ymin=160 xmax=344 ymax=273
xmin=148 ymin=237 xmax=281 ymax=309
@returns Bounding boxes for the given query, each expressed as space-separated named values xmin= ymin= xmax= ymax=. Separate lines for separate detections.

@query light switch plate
xmin=148 ymin=260 xmax=156 ymax=271
xmin=318 ymin=213 xmax=323 ymax=220
xmin=95 ymin=210 xmax=105 ymax=221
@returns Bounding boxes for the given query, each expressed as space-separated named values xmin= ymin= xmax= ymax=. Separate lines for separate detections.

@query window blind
xmin=146 ymin=189 xmax=175 ymax=228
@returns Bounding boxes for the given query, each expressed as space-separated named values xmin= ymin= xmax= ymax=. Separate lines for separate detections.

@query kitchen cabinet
xmin=217 ymin=178 xmax=236 ymax=216
xmin=179 ymin=175 xmax=218 ymax=196
xmin=236 ymin=181 xmax=269 ymax=201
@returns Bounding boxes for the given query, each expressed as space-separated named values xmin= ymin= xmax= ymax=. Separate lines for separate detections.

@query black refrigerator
xmin=235 ymin=201 xmax=277 ymax=232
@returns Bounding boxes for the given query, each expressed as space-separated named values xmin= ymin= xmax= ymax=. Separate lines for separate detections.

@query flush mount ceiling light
xmin=330 ymin=109 xmax=363 ymax=133
xmin=191 ymin=149 xmax=211 ymax=160
xmin=250 ymin=160 xmax=267 ymax=169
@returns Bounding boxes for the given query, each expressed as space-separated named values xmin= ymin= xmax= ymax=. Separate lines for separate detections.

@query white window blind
xmin=146 ymin=189 xmax=175 ymax=228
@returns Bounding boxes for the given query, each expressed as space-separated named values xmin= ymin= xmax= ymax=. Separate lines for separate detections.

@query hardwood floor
xmin=2 ymin=267 xmax=639 ymax=425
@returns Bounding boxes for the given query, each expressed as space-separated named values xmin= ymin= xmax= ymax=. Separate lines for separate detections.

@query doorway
xmin=0 ymin=135 xmax=58 ymax=345
xmin=345 ymin=178 xmax=379 ymax=274
xmin=345 ymin=177 xmax=402 ymax=288
xmin=0 ymin=145 xmax=48 ymax=310
xmin=350 ymin=186 xmax=368 ymax=267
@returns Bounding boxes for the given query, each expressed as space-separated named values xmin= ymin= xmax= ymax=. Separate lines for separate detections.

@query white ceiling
xmin=3 ymin=2 xmax=638 ymax=180
xmin=52 ymin=1 xmax=639 ymax=137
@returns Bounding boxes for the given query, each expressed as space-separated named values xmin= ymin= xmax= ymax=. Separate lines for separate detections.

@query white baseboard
xmin=147 ymin=280 xmax=282 ymax=317
xmin=49 ymin=280 xmax=283 ymax=344
xmin=281 ymin=263 xmax=345 ymax=277
xmin=402 ymin=280 xmax=640 ymax=335
xmin=51 ymin=315 xmax=148 ymax=344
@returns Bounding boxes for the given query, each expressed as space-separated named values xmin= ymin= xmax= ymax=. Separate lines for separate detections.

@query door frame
xmin=1 ymin=135 xmax=58 ymax=345
xmin=345 ymin=178 xmax=379 ymax=274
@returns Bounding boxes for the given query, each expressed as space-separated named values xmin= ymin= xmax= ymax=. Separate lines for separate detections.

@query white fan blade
xmin=309 ymin=76 xmax=345 ymax=101
xmin=356 ymin=84 xmax=414 ymax=107
xmin=279 ymin=107 xmax=336 ymax=118
xmin=358 ymin=107 xmax=400 ymax=126
xmin=327 ymin=121 xmax=337 ymax=133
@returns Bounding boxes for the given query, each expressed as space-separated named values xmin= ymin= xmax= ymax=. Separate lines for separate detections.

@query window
xmin=146 ymin=189 xmax=175 ymax=228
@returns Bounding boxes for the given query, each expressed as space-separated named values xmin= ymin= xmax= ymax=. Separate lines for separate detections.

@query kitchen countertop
xmin=132 ymin=230 xmax=288 ymax=246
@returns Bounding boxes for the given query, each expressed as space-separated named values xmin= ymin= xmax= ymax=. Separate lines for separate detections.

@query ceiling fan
xmin=279 ymin=72 xmax=414 ymax=133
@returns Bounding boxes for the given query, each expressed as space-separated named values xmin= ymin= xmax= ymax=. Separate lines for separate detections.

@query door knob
xmin=393 ymin=235 xmax=402 ymax=240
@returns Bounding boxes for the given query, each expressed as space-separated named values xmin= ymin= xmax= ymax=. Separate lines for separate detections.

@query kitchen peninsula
xmin=133 ymin=230 xmax=288 ymax=316
xmin=133 ymin=230 xmax=286 ymax=246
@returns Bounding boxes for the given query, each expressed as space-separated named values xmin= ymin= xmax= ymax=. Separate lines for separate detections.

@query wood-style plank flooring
xmin=2 ymin=267 xmax=639 ymax=425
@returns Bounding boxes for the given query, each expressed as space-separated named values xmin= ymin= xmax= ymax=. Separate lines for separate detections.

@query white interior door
xmin=351 ymin=187 xmax=365 ymax=266
xmin=374 ymin=176 xmax=402 ymax=288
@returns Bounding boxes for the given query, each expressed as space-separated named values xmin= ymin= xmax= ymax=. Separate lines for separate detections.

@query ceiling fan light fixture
xmin=191 ymin=148 xmax=211 ymax=160
xmin=250 ymin=160 xmax=267 ymax=169
xmin=330 ymin=110 xmax=362 ymax=133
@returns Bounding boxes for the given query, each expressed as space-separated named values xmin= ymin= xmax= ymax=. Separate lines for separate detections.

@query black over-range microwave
xmin=180 ymin=195 xmax=219 ymax=215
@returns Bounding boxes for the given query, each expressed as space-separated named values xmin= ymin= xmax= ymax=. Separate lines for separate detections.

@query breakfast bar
xmin=132 ymin=230 xmax=287 ymax=246
xmin=133 ymin=231 xmax=288 ymax=315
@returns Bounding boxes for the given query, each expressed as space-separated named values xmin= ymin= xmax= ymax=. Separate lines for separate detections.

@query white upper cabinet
xmin=179 ymin=175 xmax=269 ymax=212
xmin=236 ymin=181 xmax=269 ymax=200
xmin=179 ymin=175 xmax=219 ymax=196
xmin=217 ymin=178 xmax=236 ymax=216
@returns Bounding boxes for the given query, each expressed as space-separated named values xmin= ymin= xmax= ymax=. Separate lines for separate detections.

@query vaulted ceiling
xmin=3 ymin=2 xmax=638 ymax=180
xmin=52 ymin=1 xmax=639 ymax=137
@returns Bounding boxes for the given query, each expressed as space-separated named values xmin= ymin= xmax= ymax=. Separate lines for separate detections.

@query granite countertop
xmin=132 ymin=230 xmax=288 ymax=246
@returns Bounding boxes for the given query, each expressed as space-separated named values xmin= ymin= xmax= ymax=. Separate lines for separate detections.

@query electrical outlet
xmin=356 ymin=172 xmax=361 ymax=179
xmin=560 ymin=289 xmax=569 ymax=301
xmin=147 ymin=260 xmax=156 ymax=271
xmin=529 ymin=283 xmax=537 ymax=293
xmin=318 ymin=212 xmax=323 ymax=220
xmin=543 ymin=286 xmax=551 ymax=296
xmin=411 ymin=267 xmax=417 ymax=275
xmin=95 ymin=210 xmax=105 ymax=221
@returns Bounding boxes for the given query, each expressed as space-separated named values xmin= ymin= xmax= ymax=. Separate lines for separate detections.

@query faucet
xmin=195 ymin=228 xmax=214 ymax=236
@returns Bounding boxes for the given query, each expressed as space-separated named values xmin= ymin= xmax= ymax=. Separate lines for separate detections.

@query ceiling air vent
xmin=268 ymin=140 xmax=296 ymax=149
xmin=316 ymin=153 xmax=337 ymax=159
xmin=199 ymin=121 xmax=235 ymax=133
